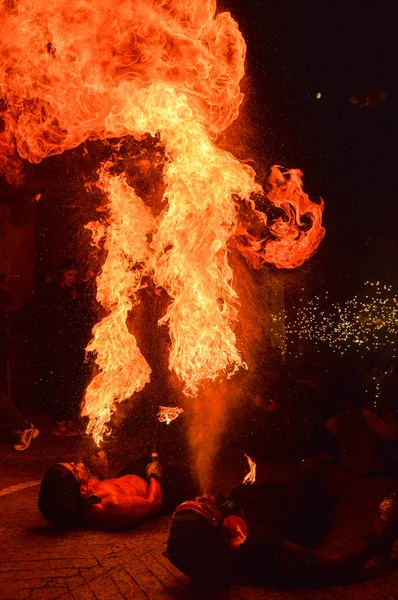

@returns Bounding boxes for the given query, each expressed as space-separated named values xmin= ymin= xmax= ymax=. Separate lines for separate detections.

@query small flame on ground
xmin=242 ymin=453 xmax=256 ymax=485
xmin=157 ymin=406 xmax=184 ymax=424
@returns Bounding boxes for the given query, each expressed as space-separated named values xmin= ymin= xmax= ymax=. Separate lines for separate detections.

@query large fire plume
xmin=82 ymin=167 xmax=154 ymax=441
xmin=0 ymin=0 xmax=325 ymax=481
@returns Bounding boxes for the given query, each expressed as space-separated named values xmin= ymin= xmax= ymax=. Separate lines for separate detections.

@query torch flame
xmin=157 ymin=406 xmax=184 ymax=424
xmin=242 ymin=453 xmax=256 ymax=485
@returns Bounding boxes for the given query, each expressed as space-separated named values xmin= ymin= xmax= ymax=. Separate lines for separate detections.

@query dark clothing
xmin=0 ymin=289 xmax=12 ymax=371
xmin=0 ymin=388 xmax=29 ymax=428
xmin=166 ymin=470 xmax=332 ymax=585
xmin=228 ymin=471 xmax=332 ymax=582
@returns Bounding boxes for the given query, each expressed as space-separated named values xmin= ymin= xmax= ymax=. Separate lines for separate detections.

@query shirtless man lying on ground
xmin=38 ymin=454 xmax=162 ymax=529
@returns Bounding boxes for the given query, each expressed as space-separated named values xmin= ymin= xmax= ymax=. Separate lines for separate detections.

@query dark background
xmin=225 ymin=0 xmax=398 ymax=298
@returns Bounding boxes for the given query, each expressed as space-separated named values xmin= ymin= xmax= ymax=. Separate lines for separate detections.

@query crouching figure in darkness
xmin=38 ymin=453 xmax=162 ymax=529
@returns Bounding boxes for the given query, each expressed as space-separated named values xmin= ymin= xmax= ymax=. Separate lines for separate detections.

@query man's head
xmin=165 ymin=496 xmax=247 ymax=583
xmin=38 ymin=462 xmax=91 ymax=526
xmin=57 ymin=259 xmax=78 ymax=288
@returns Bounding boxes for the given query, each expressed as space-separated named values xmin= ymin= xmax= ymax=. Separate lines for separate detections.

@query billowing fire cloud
xmin=0 ymin=0 xmax=324 ymax=475
xmin=0 ymin=0 xmax=247 ymax=170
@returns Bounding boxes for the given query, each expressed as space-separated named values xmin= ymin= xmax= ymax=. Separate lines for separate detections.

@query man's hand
xmin=146 ymin=460 xmax=162 ymax=480
xmin=370 ymin=493 xmax=398 ymax=560
xmin=374 ymin=494 xmax=398 ymax=537
xmin=87 ymin=450 xmax=109 ymax=478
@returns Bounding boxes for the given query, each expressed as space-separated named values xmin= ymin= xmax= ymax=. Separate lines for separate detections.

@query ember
xmin=242 ymin=453 xmax=256 ymax=485
xmin=157 ymin=406 xmax=184 ymax=425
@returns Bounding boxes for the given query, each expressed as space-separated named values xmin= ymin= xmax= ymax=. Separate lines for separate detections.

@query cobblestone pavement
xmin=1 ymin=429 xmax=398 ymax=600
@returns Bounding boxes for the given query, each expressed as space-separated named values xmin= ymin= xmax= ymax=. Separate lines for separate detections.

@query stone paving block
xmin=5 ymin=548 xmax=93 ymax=562
xmin=71 ymin=584 xmax=98 ymax=600
xmin=88 ymin=574 xmax=127 ymax=600
xmin=123 ymin=541 xmax=161 ymax=558
xmin=96 ymin=557 xmax=123 ymax=568
xmin=125 ymin=557 xmax=175 ymax=599
xmin=81 ymin=566 xmax=108 ymax=582
xmin=28 ymin=588 xmax=70 ymax=600
xmin=48 ymin=578 xmax=68 ymax=588
xmin=0 ymin=589 xmax=29 ymax=600
xmin=67 ymin=576 xmax=89 ymax=592
xmin=0 ymin=577 xmax=46 ymax=590
xmin=150 ymin=548 xmax=190 ymax=585
xmin=145 ymin=550 xmax=188 ymax=597
xmin=106 ymin=549 xmax=135 ymax=565
xmin=109 ymin=567 xmax=149 ymax=600
xmin=72 ymin=559 xmax=99 ymax=569
xmin=0 ymin=559 xmax=72 ymax=571
xmin=0 ymin=568 xmax=79 ymax=581
xmin=36 ymin=550 xmax=95 ymax=560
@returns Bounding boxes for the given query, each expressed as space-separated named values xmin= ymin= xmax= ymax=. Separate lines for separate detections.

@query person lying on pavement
xmin=38 ymin=453 xmax=162 ymax=529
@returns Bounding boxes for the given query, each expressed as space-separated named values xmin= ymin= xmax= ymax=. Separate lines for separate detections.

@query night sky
xmin=226 ymin=0 xmax=398 ymax=295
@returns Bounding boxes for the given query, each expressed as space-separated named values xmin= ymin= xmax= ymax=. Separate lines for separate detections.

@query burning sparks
xmin=157 ymin=406 xmax=184 ymax=424
xmin=242 ymin=453 xmax=256 ymax=485
xmin=0 ymin=0 xmax=325 ymax=454
xmin=285 ymin=281 xmax=398 ymax=356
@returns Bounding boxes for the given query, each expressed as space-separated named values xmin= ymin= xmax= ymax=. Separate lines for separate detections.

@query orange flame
xmin=82 ymin=166 xmax=154 ymax=444
xmin=242 ymin=453 xmax=256 ymax=485
xmin=236 ymin=166 xmax=325 ymax=270
xmin=0 ymin=0 xmax=245 ymax=172
xmin=0 ymin=1 xmax=325 ymax=460
xmin=157 ymin=406 xmax=184 ymax=424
